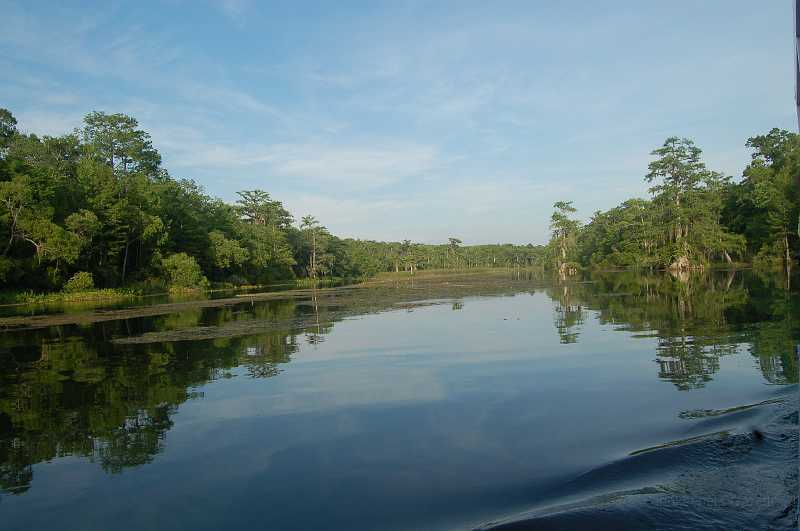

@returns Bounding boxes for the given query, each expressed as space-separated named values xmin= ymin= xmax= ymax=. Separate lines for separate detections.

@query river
xmin=0 ymin=270 xmax=797 ymax=530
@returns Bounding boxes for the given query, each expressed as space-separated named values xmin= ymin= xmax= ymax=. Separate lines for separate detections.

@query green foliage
xmin=0 ymin=107 xmax=18 ymax=147
xmin=560 ymin=132 xmax=797 ymax=272
xmin=0 ymin=108 xmax=547 ymax=295
xmin=209 ymin=230 xmax=248 ymax=270
xmin=9 ymin=287 xmax=138 ymax=304
xmin=63 ymin=271 xmax=95 ymax=292
xmin=643 ymin=137 xmax=743 ymax=269
xmin=727 ymin=129 xmax=799 ymax=270
xmin=1 ymin=106 xmax=794 ymax=296
xmin=81 ymin=111 xmax=160 ymax=175
xmin=161 ymin=253 xmax=209 ymax=291
xmin=236 ymin=190 xmax=293 ymax=228
xmin=548 ymin=201 xmax=581 ymax=272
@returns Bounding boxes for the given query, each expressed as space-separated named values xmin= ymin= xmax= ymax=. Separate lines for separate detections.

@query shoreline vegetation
xmin=0 ymin=258 xmax=795 ymax=310
xmin=0 ymin=267 xmax=525 ymax=308
xmin=0 ymin=277 xmax=352 ymax=307
xmin=1 ymin=265 xmax=794 ymax=331
xmin=0 ymin=108 xmax=797 ymax=300
xmin=0 ymin=258 xmax=792 ymax=310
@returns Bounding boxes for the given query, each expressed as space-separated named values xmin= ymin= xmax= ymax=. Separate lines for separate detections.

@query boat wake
xmin=477 ymin=389 xmax=798 ymax=530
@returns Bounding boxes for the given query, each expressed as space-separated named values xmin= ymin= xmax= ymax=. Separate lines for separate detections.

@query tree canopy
xmin=0 ymin=108 xmax=544 ymax=293
xmin=0 ymin=107 xmax=795 ymax=293
xmin=551 ymin=131 xmax=798 ymax=273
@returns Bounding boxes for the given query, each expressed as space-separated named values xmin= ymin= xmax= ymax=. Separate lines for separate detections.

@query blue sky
xmin=1 ymin=1 xmax=796 ymax=244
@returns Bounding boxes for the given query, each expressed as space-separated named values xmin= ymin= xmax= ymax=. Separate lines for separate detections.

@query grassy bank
xmin=0 ymin=276 xmax=358 ymax=308
xmin=3 ymin=288 xmax=141 ymax=305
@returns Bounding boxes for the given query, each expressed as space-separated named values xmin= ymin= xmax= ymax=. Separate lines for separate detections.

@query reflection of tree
xmin=548 ymin=284 xmax=584 ymax=344
xmin=0 ymin=415 xmax=32 ymax=494
xmin=239 ymin=336 xmax=295 ymax=379
xmin=551 ymin=270 xmax=797 ymax=389
xmin=96 ymin=405 xmax=174 ymax=472
xmin=654 ymin=340 xmax=726 ymax=391
xmin=304 ymin=288 xmax=329 ymax=347
xmin=0 ymin=269 xmax=795 ymax=496
xmin=0 ymin=298 xmax=307 ymax=495
xmin=741 ymin=271 xmax=799 ymax=385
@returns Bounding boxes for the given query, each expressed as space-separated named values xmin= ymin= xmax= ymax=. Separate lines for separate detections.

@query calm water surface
xmin=0 ymin=271 xmax=797 ymax=530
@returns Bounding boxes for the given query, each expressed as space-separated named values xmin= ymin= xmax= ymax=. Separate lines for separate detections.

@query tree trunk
xmin=785 ymin=234 xmax=792 ymax=275
xmin=310 ymin=231 xmax=317 ymax=278
xmin=3 ymin=207 xmax=19 ymax=256
xmin=122 ymin=239 xmax=130 ymax=284
xmin=670 ymin=254 xmax=691 ymax=272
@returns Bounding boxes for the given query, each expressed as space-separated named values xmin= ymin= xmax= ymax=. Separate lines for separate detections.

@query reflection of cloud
xmin=202 ymin=366 xmax=446 ymax=419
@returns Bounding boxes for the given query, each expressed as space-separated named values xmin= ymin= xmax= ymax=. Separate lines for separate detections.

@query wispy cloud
xmin=214 ymin=0 xmax=251 ymax=26
xmin=2 ymin=1 xmax=793 ymax=244
xmin=158 ymin=133 xmax=441 ymax=190
xmin=13 ymin=109 xmax=84 ymax=137
xmin=267 ymin=144 xmax=440 ymax=188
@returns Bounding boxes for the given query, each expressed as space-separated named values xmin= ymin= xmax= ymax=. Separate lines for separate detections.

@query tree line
xmin=2 ymin=107 xmax=796 ymax=294
xmin=546 ymin=131 xmax=799 ymax=274
xmin=0 ymin=109 xmax=544 ymax=293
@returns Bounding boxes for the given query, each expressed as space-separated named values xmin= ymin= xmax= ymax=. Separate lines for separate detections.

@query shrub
xmin=225 ymin=274 xmax=249 ymax=286
xmin=161 ymin=253 xmax=209 ymax=290
xmin=63 ymin=271 xmax=95 ymax=293
xmin=753 ymin=241 xmax=786 ymax=270
xmin=132 ymin=277 xmax=169 ymax=294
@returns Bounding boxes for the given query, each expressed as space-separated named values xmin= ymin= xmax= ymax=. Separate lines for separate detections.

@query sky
xmin=1 ymin=1 xmax=796 ymax=245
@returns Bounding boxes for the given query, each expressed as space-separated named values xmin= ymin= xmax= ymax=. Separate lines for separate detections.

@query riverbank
xmin=0 ymin=269 xmax=518 ymax=310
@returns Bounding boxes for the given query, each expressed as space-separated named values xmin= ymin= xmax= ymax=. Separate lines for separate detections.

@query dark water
xmin=0 ymin=270 xmax=797 ymax=530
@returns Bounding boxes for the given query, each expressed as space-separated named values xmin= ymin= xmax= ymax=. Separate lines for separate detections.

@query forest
xmin=0 ymin=108 xmax=543 ymax=295
xmin=0 ymin=107 xmax=797 ymax=296
xmin=547 ymin=131 xmax=799 ymax=275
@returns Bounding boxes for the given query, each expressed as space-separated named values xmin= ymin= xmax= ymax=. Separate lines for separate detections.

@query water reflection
xmin=547 ymin=270 xmax=797 ymax=389
xmin=0 ymin=270 xmax=796 ymax=498
xmin=548 ymin=284 xmax=584 ymax=344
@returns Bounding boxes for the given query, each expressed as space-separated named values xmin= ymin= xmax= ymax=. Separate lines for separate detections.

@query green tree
xmin=646 ymin=137 xmax=743 ymax=270
xmin=578 ymin=199 xmax=659 ymax=269
xmin=161 ymin=253 xmax=209 ymax=290
xmin=728 ymin=129 xmax=799 ymax=272
xmin=208 ymin=230 xmax=249 ymax=274
xmin=233 ymin=191 xmax=295 ymax=282
xmin=447 ymin=237 xmax=462 ymax=268
xmin=300 ymin=215 xmax=334 ymax=278
xmin=78 ymin=113 xmax=167 ymax=284
xmin=301 ymin=215 xmax=320 ymax=278
xmin=81 ymin=111 xmax=160 ymax=176
xmin=549 ymin=201 xmax=580 ymax=275
xmin=236 ymin=190 xmax=293 ymax=229
xmin=0 ymin=108 xmax=18 ymax=149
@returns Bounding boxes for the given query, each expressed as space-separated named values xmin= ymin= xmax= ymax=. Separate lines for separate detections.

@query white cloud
xmin=2 ymin=1 xmax=790 ymax=245
xmin=155 ymin=131 xmax=442 ymax=190
xmin=267 ymin=144 xmax=439 ymax=187
xmin=215 ymin=0 xmax=251 ymax=25
xmin=13 ymin=109 xmax=84 ymax=137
